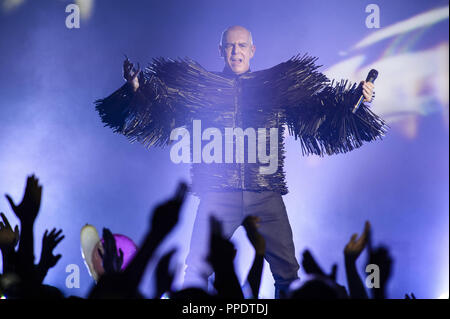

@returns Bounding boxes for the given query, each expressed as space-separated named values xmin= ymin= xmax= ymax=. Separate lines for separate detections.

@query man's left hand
xmin=361 ymin=81 xmax=375 ymax=103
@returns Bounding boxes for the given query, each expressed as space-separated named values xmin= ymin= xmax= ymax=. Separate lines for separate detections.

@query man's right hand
xmin=123 ymin=58 xmax=140 ymax=92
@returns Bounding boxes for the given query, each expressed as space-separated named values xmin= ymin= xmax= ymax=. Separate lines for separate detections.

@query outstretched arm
xmin=277 ymin=55 xmax=387 ymax=156
xmin=95 ymin=57 xmax=233 ymax=148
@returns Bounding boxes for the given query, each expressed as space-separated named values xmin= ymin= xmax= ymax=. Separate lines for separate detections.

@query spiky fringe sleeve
xmin=95 ymin=58 xmax=234 ymax=148
xmin=95 ymin=55 xmax=387 ymax=154
xmin=270 ymin=54 xmax=388 ymax=156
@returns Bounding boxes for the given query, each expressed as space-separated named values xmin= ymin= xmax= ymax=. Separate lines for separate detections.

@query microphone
xmin=352 ymin=69 xmax=378 ymax=114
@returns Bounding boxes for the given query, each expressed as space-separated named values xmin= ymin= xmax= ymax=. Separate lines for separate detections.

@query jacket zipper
xmin=234 ymin=78 xmax=245 ymax=189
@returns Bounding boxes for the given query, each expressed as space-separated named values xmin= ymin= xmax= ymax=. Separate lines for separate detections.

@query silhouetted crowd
xmin=0 ymin=175 xmax=415 ymax=299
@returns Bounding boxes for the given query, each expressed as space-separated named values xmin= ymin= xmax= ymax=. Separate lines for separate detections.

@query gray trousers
xmin=183 ymin=190 xmax=299 ymax=295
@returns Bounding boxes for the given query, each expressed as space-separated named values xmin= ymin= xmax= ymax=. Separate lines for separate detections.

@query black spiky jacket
xmin=95 ymin=55 xmax=388 ymax=196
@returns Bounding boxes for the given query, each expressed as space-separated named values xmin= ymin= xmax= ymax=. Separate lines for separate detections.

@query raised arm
xmin=242 ymin=216 xmax=265 ymax=299
xmin=344 ymin=221 xmax=371 ymax=299
xmin=0 ymin=212 xmax=19 ymax=274
xmin=5 ymin=175 xmax=42 ymax=282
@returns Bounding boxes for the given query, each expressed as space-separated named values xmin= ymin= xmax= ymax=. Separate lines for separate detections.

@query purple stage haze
xmin=0 ymin=0 xmax=448 ymax=299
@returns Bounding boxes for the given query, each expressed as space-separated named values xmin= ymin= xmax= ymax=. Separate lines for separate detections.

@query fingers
xmin=5 ymin=194 xmax=16 ymax=210
xmin=54 ymin=234 xmax=65 ymax=246
xmin=124 ymin=60 xmax=141 ymax=81
xmin=24 ymin=174 xmax=43 ymax=211
xmin=133 ymin=62 xmax=141 ymax=78
xmin=363 ymin=87 xmax=371 ymax=96
xmin=242 ymin=215 xmax=261 ymax=231
xmin=302 ymin=249 xmax=319 ymax=268
xmin=302 ymin=249 xmax=325 ymax=276
xmin=47 ymin=228 xmax=62 ymax=238
xmin=54 ymin=229 xmax=63 ymax=237
xmin=363 ymin=220 xmax=371 ymax=239
xmin=102 ymin=228 xmax=117 ymax=254
xmin=43 ymin=228 xmax=64 ymax=248
xmin=366 ymin=221 xmax=373 ymax=253
xmin=174 ymin=181 xmax=188 ymax=203
xmin=123 ymin=58 xmax=138 ymax=81
xmin=243 ymin=215 xmax=260 ymax=225
xmin=0 ymin=212 xmax=12 ymax=230
xmin=132 ymin=68 xmax=141 ymax=80
xmin=102 ymin=228 xmax=114 ymax=242
xmin=27 ymin=174 xmax=41 ymax=195
xmin=24 ymin=175 xmax=33 ymax=194
xmin=362 ymin=81 xmax=374 ymax=90
xmin=361 ymin=81 xmax=374 ymax=102
xmin=358 ymin=221 xmax=371 ymax=246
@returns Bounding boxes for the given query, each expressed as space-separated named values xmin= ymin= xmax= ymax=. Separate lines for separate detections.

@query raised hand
xmin=123 ymin=57 xmax=141 ymax=92
xmin=344 ymin=221 xmax=371 ymax=262
xmin=96 ymin=182 xmax=187 ymax=298
xmin=98 ymin=228 xmax=124 ymax=275
xmin=149 ymin=182 xmax=188 ymax=243
xmin=344 ymin=221 xmax=371 ymax=299
xmin=0 ymin=212 xmax=19 ymax=274
xmin=242 ymin=216 xmax=266 ymax=299
xmin=0 ymin=212 xmax=19 ymax=250
xmin=39 ymin=228 xmax=64 ymax=269
xmin=34 ymin=228 xmax=64 ymax=284
xmin=207 ymin=216 xmax=243 ymax=299
xmin=302 ymin=249 xmax=338 ymax=282
xmin=5 ymin=174 xmax=42 ymax=226
xmin=242 ymin=216 xmax=265 ymax=256
xmin=155 ymin=248 xmax=177 ymax=298
xmin=5 ymin=175 xmax=43 ymax=280
xmin=207 ymin=216 xmax=236 ymax=269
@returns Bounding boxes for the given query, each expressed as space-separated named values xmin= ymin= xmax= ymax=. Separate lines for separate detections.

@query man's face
xmin=220 ymin=28 xmax=255 ymax=74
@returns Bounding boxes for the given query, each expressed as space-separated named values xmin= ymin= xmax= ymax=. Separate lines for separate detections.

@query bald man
xmin=220 ymin=25 xmax=256 ymax=75
xmin=182 ymin=26 xmax=375 ymax=297
xmin=183 ymin=26 xmax=301 ymax=298
xmin=97 ymin=25 xmax=381 ymax=299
